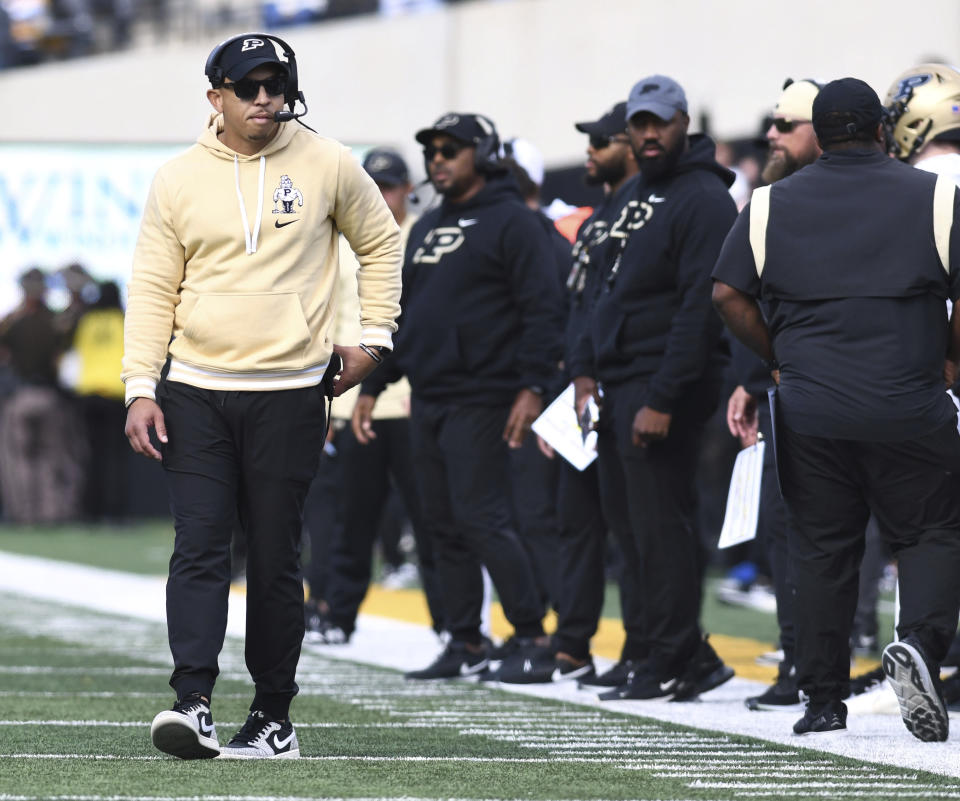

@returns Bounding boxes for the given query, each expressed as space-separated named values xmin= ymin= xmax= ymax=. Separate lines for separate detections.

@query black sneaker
xmin=150 ymin=692 xmax=219 ymax=759
xmin=487 ymin=638 xmax=555 ymax=684
xmin=793 ymin=700 xmax=848 ymax=734
xmin=746 ymin=673 xmax=801 ymax=711
xmin=671 ymin=635 xmax=735 ymax=702
xmin=848 ymin=665 xmax=886 ymax=696
xmin=578 ymin=659 xmax=639 ymax=688
xmin=553 ymin=653 xmax=596 ymax=683
xmin=942 ymin=671 xmax=960 ymax=711
xmin=598 ymin=662 xmax=677 ymax=701
xmin=219 ymin=710 xmax=300 ymax=759
xmin=405 ymin=641 xmax=489 ymax=680
xmin=882 ymin=638 xmax=949 ymax=742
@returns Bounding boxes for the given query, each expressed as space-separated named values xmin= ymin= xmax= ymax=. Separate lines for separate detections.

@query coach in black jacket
xmin=571 ymin=76 xmax=737 ymax=701
xmin=359 ymin=112 xmax=564 ymax=681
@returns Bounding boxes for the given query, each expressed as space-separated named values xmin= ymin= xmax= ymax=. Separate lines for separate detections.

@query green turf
xmin=0 ymin=592 xmax=955 ymax=801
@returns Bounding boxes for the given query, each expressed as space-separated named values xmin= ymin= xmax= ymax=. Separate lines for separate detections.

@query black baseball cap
xmin=217 ymin=36 xmax=289 ymax=82
xmin=415 ymin=113 xmax=495 ymax=146
xmin=812 ymin=78 xmax=882 ymax=144
xmin=574 ymin=102 xmax=628 ymax=137
xmin=363 ymin=149 xmax=410 ymax=186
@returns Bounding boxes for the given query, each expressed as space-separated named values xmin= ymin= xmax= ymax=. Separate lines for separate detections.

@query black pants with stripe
xmin=779 ymin=418 xmax=960 ymax=705
xmin=158 ymin=380 xmax=326 ymax=720
xmin=409 ymin=400 xmax=545 ymax=643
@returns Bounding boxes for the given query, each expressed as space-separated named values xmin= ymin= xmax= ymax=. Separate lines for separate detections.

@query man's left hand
xmin=332 ymin=344 xmax=381 ymax=397
xmin=503 ymin=388 xmax=544 ymax=449
xmin=631 ymin=406 xmax=671 ymax=448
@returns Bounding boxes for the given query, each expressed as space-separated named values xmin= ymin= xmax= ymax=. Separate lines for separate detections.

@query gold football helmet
xmin=884 ymin=63 xmax=960 ymax=160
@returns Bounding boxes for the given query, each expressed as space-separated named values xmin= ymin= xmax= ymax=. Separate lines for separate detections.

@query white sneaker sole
xmin=882 ymin=641 xmax=948 ymax=742
xmin=218 ymin=748 xmax=300 ymax=760
xmin=151 ymin=711 xmax=219 ymax=759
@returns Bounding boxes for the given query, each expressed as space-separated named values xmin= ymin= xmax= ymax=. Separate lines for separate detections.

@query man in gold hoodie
xmin=122 ymin=33 xmax=402 ymax=760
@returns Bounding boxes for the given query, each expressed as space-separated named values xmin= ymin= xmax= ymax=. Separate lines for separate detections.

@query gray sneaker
xmin=219 ymin=710 xmax=300 ymax=759
xmin=882 ymin=638 xmax=948 ymax=742
xmin=150 ymin=692 xmax=220 ymax=759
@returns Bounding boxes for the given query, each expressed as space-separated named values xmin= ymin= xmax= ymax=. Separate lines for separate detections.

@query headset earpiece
xmin=473 ymin=114 xmax=502 ymax=174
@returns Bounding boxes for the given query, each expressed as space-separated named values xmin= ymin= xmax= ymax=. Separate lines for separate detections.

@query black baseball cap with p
xmin=363 ymin=149 xmax=410 ymax=187
xmin=415 ymin=113 xmax=496 ymax=147
xmin=575 ymin=102 xmax=628 ymax=137
xmin=213 ymin=35 xmax=290 ymax=84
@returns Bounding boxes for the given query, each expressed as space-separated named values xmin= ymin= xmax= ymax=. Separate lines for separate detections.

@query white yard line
xmin=1 ymin=549 xmax=959 ymax=779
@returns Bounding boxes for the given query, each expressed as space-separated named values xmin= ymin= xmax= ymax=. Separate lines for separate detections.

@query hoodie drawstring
xmin=234 ymin=154 xmax=266 ymax=255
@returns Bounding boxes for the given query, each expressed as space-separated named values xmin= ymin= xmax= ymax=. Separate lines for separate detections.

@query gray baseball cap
xmin=626 ymin=75 xmax=688 ymax=122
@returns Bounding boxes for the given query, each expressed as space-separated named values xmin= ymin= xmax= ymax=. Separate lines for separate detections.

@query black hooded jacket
xmin=568 ymin=134 xmax=737 ymax=413
xmin=362 ymin=174 xmax=564 ymax=405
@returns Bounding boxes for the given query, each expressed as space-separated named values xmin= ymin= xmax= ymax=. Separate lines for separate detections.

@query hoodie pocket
xmin=179 ymin=292 xmax=312 ymax=371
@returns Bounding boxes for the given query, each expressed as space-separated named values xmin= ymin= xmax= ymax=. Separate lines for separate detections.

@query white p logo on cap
xmin=241 ymin=38 xmax=264 ymax=52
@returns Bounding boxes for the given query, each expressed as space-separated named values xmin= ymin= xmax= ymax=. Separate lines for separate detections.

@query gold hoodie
xmin=122 ymin=114 xmax=402 ymax=405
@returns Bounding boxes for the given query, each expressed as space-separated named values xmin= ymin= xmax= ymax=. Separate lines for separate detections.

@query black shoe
xmin=746 ymin=673 xmax=801 ymax=711
xmin=942 ymin=671 xmax=960 ymax=711
xmin=304 ymin=613 xmax=350 ymax=645
xmin=671 ymin=635 xmax=735 ymax=702
xmin=405 ymin=641 xmax=489 ymax=680
xmin=848 ymin=665 xmax=886 ymax=696
xmin=488 ymin=635 xmax=523 ymax=661
xmin=219 ymin=710 xmax=300 ymax=759
xmin=578 ymin=659 xmax=639 ymax=688
xmin=150 ymin=692 xmax=220 ymax=759
xmin=553 ymin=653 xmax=596 ymax=683
xmin=486 ymin=638 xmax=555 ymax=684
xmin=882 ymin=638 xmax=948 ymax=742
xmin=793 ymin=700 xmax=847 ymax=734
xmin=598 ymin=662 xmax=677 ymax=701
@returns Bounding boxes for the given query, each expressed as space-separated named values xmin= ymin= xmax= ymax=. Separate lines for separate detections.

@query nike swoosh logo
xmin=647 ymin=194 xmax=666 ymax=203
xmin=272 ymin=731 xmax=295 ymax=750
xmin=458 ymin=218 xmax=479 ymax=227
xmin=275 ymin=219 xmax=299 ymax=228
xmin=198 ymin=717 xmax=215 ymax=735
xmin=660 ymin=680 xmax=676 ymax=692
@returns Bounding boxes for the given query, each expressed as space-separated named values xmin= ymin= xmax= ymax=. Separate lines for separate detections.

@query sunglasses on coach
xmin=423 ymin=142 xmax=466 ymax=161
xmin=768 ymin=117 xmax=811 ymax=134
xmin=221 ymin=76 xmax=288 ymax=101
xmin=589 ymin=133 xmax=630 ymax=150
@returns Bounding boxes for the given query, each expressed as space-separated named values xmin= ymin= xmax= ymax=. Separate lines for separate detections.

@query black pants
xmin=509 ymin=435 xmax=561 ymax=610
xmin=779 ymin=419 xmax=960 ymax=705
xmin=159 ymin=381 xmax=326 ymax=719
xmin=756 ymin=403 xmax=795 ymax=671
xmin=596 ymin=378 xmax=707 ymax=675
xmin=302 ymin=442 xmax=341 ymax=601
xmin=80 ymin=393 xmax=128 ymax=521
xmin=553 ymin=460 xmax=609 ymax=660
xmin=326 ymin=417 xmax=444 ymax=634
xmin=409 ymin=400 xmax=545 ymax=643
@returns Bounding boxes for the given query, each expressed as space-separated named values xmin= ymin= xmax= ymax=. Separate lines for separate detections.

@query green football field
xmin=0 ymin=522 xmax=955 ymax=801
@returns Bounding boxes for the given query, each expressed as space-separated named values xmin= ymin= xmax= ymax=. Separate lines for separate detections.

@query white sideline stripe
xmin=2 ymin=550 xmax=960 ymax=781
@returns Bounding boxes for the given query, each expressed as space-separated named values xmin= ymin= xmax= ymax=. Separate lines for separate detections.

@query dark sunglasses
xmin=769 ymin=117 xmax=810 ymax=134
xmin=423 ymin=142 xmax=466 ymax=161
xmin=589 ymin=133 xmax=630 ymax=150
xmin=222 ymin=75 xmax=287 ymax=101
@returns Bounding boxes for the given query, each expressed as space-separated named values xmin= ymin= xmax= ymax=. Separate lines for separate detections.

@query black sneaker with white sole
xmin=793 ymin=700 xmax=847 ymax=734
xmin=598 ymin=662 xmax=678 ymax=701
xmin=671 ymin=635 xmax=735 ymax=702
xmin=882 ymin=638 xmax=948 ymax=742
xmin=219 ymin=710 xmax=300 ymax=759
xmin=405 ymin=641 xmax=489 ymax=680
xmin=486 ymin=639 xmax=555 ymax=684
xmin=746 ymin=673 xmax=801 ymax=711
xmin=553 ymin=654 xmax=596 ymax=683
xmin=578 ymin=659 xmax=639 ymax=688
xmin=150 ymin=692 xmax=220 ymax=759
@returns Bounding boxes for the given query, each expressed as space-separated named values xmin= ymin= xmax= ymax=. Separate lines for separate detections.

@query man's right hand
xmin=726 ymin=384 xmax=758 ymax=447
xmin=351 ymin=394 xmax=377 ymax=445
xmin=124 ymin=398 xmax=167 ymax=461
xmin=573 ymin=376 xmax=599 ymax=425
